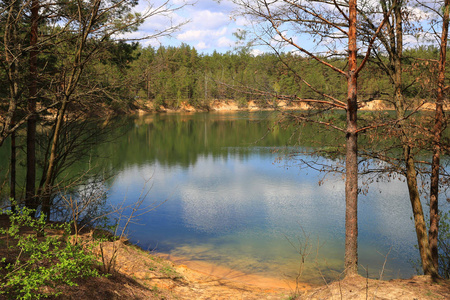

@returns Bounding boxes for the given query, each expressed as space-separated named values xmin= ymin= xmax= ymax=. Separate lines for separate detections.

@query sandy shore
xmin=135 ymin=98 xmax=449 ymax=115
xmin=157 ymin=252 xmax=306 ymax=291
xmin=98 ymin=239 xmax=450 ymax=299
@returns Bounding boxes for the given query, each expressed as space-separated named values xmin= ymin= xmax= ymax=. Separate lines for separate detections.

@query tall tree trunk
xmin=4 ymin=0 xmax=19 ymax=211
xmin=396 ymin=41 xmax=437 ymax=278
xmin=404 ymin=145 xmax=436 ymax=276
xmin=429 ymin=0 xmax=450 ymax=273
xmin=1 ymin=0 xmax=18 ymax=148
xmin=147 ymin=72 xmax=151 ymax=99
xmin=25 ymin=0 xmax=39 ymax=212
xmin=383 ymin=0 xmax=438 ymax=277
xmin=10 ymin=123 xmax=16 ymax=212
xmin=344 ymin=0 xmax=359 ymax=277
xmin=41 ymin=99 xmax=68 ymax=219
xmin=38 ymin=0 xmax=100 ymax=219
xmin=395 ymin=46 xmax=434 ymax=275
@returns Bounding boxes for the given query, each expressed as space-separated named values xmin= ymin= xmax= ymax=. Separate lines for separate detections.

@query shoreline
xmin=105 ymin=239 xmax=450 ymax=299
xmin=133 ymin=98 xmax=448 ymax=115
xmin=1 ymin=214 xmax=449 ymax=299
xmin=96 ymin=238 xmax=296 ymax=299
xmin=156 ymin=252 xmax=309 ymax=291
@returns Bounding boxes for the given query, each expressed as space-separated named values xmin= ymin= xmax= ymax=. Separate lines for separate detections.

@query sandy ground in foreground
xmin=1 ymin=215 xmax=450 ymax=299
xmin=78 ymin=239 xmax=450 ymax=300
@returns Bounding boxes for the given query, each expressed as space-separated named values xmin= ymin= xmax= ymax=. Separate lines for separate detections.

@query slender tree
xmin=37 ymin=0 xmax=187 ymax=218
xmin=231 ymin=0 xmax=389 ymax=276
xmin=25 ymin=0 xmax=39 ymax=211
xmin=1 ymin=0 xmax=188 ymax=217
xmin=429 ymin=0 xmax=449 ymax=272
xmin=1 ymin=0 xmax=24 ymax=146
xmin=1 ymin=0 xmax=23 ymax=210
xmin=358 ymin=0 xmax=449 ymax=277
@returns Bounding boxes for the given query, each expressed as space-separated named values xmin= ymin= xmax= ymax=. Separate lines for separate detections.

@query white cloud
xmin=188 ymin=10 xmax=230 ymax=29
xmin=235 ymin=16 xmax=251 ymax=27
xmin=217 ymin=36 xmax=233 ymax=47
xmin=177 ymin=27 xmax=227 ymax=41
xmin=176 ymin=26 xmax=235 ymax=51
xmin=196 ymin=41 xmax=208 ymax=49
xmin=130 ymin=0 xmax=442 ymax=54
xmin=250 ymin=48 xmax=263 ymax=56
xmin=130 ymin=0 xmax=238 ymax=53
xmin=177 ymin=30 xmax=205 ymax=41
xmin=183 ymin=0 xmax=235 ymax=12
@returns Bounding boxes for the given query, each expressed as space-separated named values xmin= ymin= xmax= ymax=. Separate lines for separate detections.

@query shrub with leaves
xmin=0 ymin=205 xmax=101 ymax=299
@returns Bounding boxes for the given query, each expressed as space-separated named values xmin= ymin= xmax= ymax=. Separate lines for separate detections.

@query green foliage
xmin=39 ymin=40 xmax=438 ymax=113
xmin=147 ymin=258 xmax=181 ymax=280
xmin=118 ymin=43 xmax=449 ymax=112
xmin=0 ymin=205 xmax=101 ymax=299
xmin=237 ymin=96 xmax=248 ymax=108
xmin=154 ymin=94 xmax=164 ymax=111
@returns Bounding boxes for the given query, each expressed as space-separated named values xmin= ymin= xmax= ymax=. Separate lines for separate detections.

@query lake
xmin=93 ymin=111 xmax=439 ymax=285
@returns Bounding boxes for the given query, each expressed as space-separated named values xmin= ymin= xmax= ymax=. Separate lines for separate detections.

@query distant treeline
xmin=102 ymin=43 xmax=444 ymax=111
xmin=2 ymin=39 xmax=441 ymax=114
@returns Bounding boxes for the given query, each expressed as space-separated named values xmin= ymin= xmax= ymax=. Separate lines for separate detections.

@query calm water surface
xmin=100 ymin=112 xmax=438 ymax=284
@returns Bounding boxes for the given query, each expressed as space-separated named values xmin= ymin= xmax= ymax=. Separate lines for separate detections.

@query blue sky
xmin=131 ymin=0 xmax=242 ymax=54
xmin=128 ymin=0 xmax=437 ymax=55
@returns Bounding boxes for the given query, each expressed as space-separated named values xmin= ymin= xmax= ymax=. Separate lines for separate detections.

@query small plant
xmin=151 ymin=284 xmax=160 ymax=297
xmin=146 ymin=259 xmax=181 ymax=280
xmin=97 ymin=185 xmax=162 ymax=274
xmin=285 ymin=225 xmax=314 ymax=299
xmin=161 ymin=265 xmax=178 ymax=278
xmin=0 ymin=205 xmax=101 ymax=299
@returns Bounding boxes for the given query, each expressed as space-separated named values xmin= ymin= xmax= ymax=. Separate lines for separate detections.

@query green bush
xmin=237 ymin=96 xmax=247 ymax=108
xmin=153 ymin=94 xmax=165 ymax=110
xmin=0 ymin=205 xmax=102 ymax=299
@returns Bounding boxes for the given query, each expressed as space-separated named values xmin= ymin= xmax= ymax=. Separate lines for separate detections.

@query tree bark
xmin=39 ymin=0 xmax=101 ymax=219
xmin=380 ymin=0 xmax=438 ymax=277
xmin=429 ymin=0 xmax=450 ymax=273
xmin=344 ymin=0 xmax=359 ymax=277
xmin=404 ymin=145 xmax=436 ymax=276
xmin=41 ymin=100 xmax=68 ymax=219
xmin=25 ymin=0 xmax=39 ymax=212
xmin=1 ymin=0 xmax=18 ymax=147
xmin=4 ymin=0 xmax=19 ymax=211
xmin=10 ymin=124 xmax=16 ymax=212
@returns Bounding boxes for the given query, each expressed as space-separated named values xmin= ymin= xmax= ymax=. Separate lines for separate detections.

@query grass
xmin=146 ymin=260 xmax=181 ymax=279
